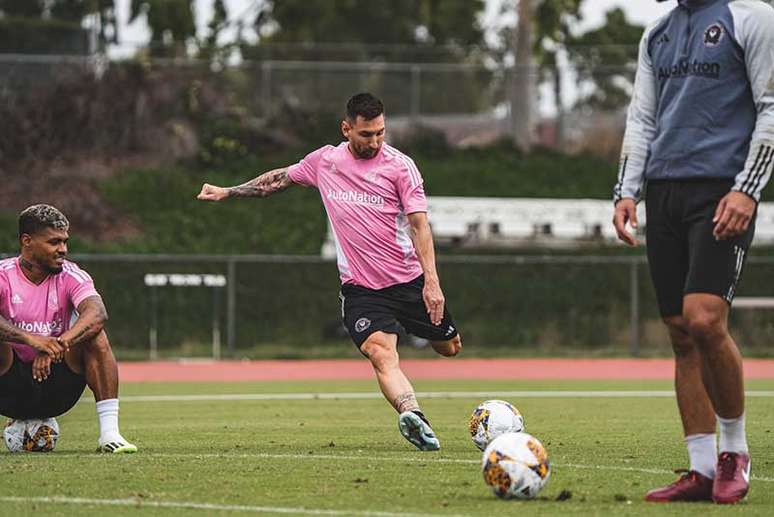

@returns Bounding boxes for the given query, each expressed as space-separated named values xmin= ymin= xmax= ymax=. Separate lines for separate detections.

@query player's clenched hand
xmin=423 ymin=278 xmax=445 ymax=326
xmin=613 ymin=198 xmax=639 ymax=246
xmin=197 ymin=183 xmax=229 ymax=201
xmin=32 ymin=354 xmax=52 ymax=382
xmin=713 ymin=191 xmax=756 ymax=241
xmin=26 ymin=335 xmax=65 ymax=362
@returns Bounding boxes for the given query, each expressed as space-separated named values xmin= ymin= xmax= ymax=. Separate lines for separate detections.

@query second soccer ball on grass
xmin=482 ymin=432 xmax=551 ymax=499
xmin=469 ymin=399 xmax=525 ymax=451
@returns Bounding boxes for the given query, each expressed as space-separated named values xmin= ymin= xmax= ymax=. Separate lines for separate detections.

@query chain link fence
xmin=0 ymin=53 xmax=632 ymax=154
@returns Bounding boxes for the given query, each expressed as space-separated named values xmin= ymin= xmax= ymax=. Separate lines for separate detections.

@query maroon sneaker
xmin=713 ymin=452 xmax=750 ymax=504
xmin=645 ymin=470 xmax=713 ymax=502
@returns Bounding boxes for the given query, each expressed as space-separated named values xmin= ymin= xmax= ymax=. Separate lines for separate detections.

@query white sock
xmin=96 ymin=398 xmax=122 ymax=443
xmin=717 ymin=413 xmax=748 ymax=454
xmin=685 ymin=433 xmax=717 ymax=479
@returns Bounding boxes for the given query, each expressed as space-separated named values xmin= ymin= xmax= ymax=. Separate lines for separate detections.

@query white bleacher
xmin=320 ymin=197 xmax=774 ymax=255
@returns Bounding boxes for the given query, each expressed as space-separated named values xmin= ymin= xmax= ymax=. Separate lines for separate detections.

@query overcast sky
xmin=110 ymin=0 xmax=676 ymax=56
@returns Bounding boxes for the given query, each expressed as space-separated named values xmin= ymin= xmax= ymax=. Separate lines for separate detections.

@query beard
xmin=355 ymin=146 xmax=378 ymax=159
xmin=47 ymin=264 xmax=64 ymax=274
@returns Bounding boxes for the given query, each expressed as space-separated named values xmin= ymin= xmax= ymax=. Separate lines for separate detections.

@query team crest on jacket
xmin=355 ymin=317 xmax=371 ymax=333
xmin=704 ymin=24 xmax=724 ymax=47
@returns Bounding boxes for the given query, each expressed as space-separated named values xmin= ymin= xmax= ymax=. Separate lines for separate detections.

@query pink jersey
xmin=288 ymin=142 xmax=427 ymax=289
xmin=0 ymin=257 xmax=100 ymax=363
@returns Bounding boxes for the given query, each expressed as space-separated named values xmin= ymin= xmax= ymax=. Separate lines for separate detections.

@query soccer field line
xmin=142 ymin=452 xmax=774 ymax=483
xmin=0 ymin=496 xmax=467 ymax=517
xmin=105 ymin=390 xmax=774 ymax=403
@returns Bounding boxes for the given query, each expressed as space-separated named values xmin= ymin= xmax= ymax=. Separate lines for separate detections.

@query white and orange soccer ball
xmin=482 ymin=432 xmax=550 ymax=499
xmin=469 ymin=400 xmax=525 ymax=451
xmin=4 ymin=418 xmax=59 ymax=452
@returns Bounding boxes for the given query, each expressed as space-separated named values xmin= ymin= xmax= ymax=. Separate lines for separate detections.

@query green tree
xmin=50 ymin=1 xmax=119 ymax=48
xmin=244 ymin=0 xmax=488 ymax=117
xmin=534 ymin=0 xmax=583 ymax=146
xmin=0 ymin=0 xmax=44 ymax=17
xmin=567 ymin=8 xmax=643 ymax=110
xmin=199 ymin=0 xmax=228 ymax=62
xmin=251 ymin=0 xmax=485 ymax=61
xmin=0 ymin=0 xmax=116 ymax=54
xmin=130 ymin=0 xmax=195 ymax=57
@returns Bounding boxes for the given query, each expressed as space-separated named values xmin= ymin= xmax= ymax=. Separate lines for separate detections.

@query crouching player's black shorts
xmin=340 ymin=274 xmax=459 ymax=348
xmin=0 ymin=351 xmax=86 ymax=419
xmin=645 ymin=179 xmax=756 ymax=317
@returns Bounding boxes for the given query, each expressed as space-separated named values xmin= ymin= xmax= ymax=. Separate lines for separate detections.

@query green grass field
xmin=2 ymin=379 xmax=773 ymax=516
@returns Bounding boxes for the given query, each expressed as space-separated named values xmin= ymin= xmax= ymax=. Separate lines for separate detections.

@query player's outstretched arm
xmin=407 ymin=212 xmax=445 ymax=326
xmin=57 ymin=295 xmax=108 ymax=350
xmin=0 ymin=314 xmax=65 ymax=360
xmin=197 ymin=167 xmax=293 ymax=201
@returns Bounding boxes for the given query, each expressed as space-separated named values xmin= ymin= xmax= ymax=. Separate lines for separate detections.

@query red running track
xmin=118 ymin=358 xmax=774 ymax=383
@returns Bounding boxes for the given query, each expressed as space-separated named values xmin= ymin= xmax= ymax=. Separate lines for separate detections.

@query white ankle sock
xmin=717 ymin=413 xmax=748 ymax=454
xmin=685 ymin=433 xmax=717 ymax=479
xmin=96 ymin=398 xmax=121 ymax=443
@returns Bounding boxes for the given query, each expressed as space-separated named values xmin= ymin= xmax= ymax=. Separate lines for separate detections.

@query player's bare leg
xmin=360 ymin=331 xmax=439 ymax=451
xmin=66 ymin=330 xmax=137 ymax=454
xmin=430 ymin=335 xmax=462 ymax=357
xmin=683 ymin=295 xmax=745 ymax=420
xmin=645 ymin=315 xmax=717 ymax=502
xmin=665 ymin=316 xmax=717 ymax=437
xmin=683 ymin=294 xmax=749 ymax=503
xmin=360 ymin=332 xmax=415 ymax=412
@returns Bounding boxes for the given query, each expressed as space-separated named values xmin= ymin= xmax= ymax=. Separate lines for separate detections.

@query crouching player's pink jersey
xmin=288 ymin=143 xmax=427 ymax=290
xmin=0 ymin=257 xmax=100 ymax=363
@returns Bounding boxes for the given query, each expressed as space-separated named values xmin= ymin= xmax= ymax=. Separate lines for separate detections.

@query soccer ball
xmin=469 ymin=400 xmax=525 ymax=451
xmin=4 ymin=418 xmax=59 ymax=452
xmin=482 ymin=432 xmax=550 ymax=499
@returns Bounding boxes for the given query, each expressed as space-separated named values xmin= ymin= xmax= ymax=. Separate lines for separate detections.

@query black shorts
xmin=340 ymin=275 xmax=459 ymax=348
xmin=0 ymin=351 xmax=86 ymax=419
xmin=645 ymin=179 xmax=756 ymax=317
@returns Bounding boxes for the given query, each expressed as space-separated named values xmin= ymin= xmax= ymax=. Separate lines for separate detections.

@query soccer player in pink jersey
xmin=0 ymin=205 xmax=136 ymax=453
xmin=198 ymin=93 xmax=462 ymax=451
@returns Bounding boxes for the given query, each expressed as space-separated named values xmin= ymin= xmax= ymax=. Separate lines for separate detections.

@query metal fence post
xmin=261 ymin=61 xmax=272 ymax=118
xmin=410 ymin=65 xmax=421 ymax=122
xmin=212 ymin=286 xmax=221 ymax=360
xmin=629 ymin=258 xmax=640 ymax=357
xmin=226 ymin=258 xmax=236 ymax=356
xmin=149 ymin=285 xmax=158 ymax=360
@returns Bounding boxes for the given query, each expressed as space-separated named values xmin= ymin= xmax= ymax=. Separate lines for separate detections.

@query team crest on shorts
xmin=355 ymin=317 xmax=371 ymax=333
xmin=703 ymin=23 xmax=724 ymax=47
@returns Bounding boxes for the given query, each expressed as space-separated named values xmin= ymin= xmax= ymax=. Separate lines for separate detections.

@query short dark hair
xmin=346 ymin=93 xmax=384 ymax=122
xmin=18 ymin=204 xmax=69 ymax=239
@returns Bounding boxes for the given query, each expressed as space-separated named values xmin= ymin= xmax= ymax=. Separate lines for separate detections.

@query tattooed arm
xmin=0 ymin=315 xmax=64 ymax=359
xmin=57 ymin=295 xmax=108 ymax=349
xmin=197 ymin=167 xmax=293 ymax=201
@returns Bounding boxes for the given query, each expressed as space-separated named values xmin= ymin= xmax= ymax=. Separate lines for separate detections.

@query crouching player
xmin=0 ymin=205 xmax=136 ymax=453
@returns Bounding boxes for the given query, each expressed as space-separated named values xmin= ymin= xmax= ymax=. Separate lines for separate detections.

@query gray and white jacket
xmin=614 ymin=0 xmax=774 ymax=203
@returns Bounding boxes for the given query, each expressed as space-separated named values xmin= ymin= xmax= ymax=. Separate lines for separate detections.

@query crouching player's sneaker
xmin=713 ymin=452 xmax=750 ymax=504
xmin=398 ymin=411 xmax=440 ymax=451
xmin=644 ymin=470 xmax=713 ymax=502
xmin=98 ymin=435 xmax=138 ymax=454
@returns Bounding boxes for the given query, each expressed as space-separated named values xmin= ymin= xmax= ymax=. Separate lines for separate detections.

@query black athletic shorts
xmin=0 ymin=351 xmax=86 ymax=419
xmin=645 ymin=179 xmax=756 ymax=317
xmin=340 ymin=274 xmax=459 ymax=348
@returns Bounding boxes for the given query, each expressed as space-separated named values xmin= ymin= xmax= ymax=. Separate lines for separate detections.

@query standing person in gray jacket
xmin=612 ymin=0 xmax=774 ymax=505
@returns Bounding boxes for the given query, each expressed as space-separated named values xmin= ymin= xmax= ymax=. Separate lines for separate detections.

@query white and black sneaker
xmin=398 ymin=411 xmax=440 ymax=451
xmin=98 ymin=435 xmax=138 ymax=454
